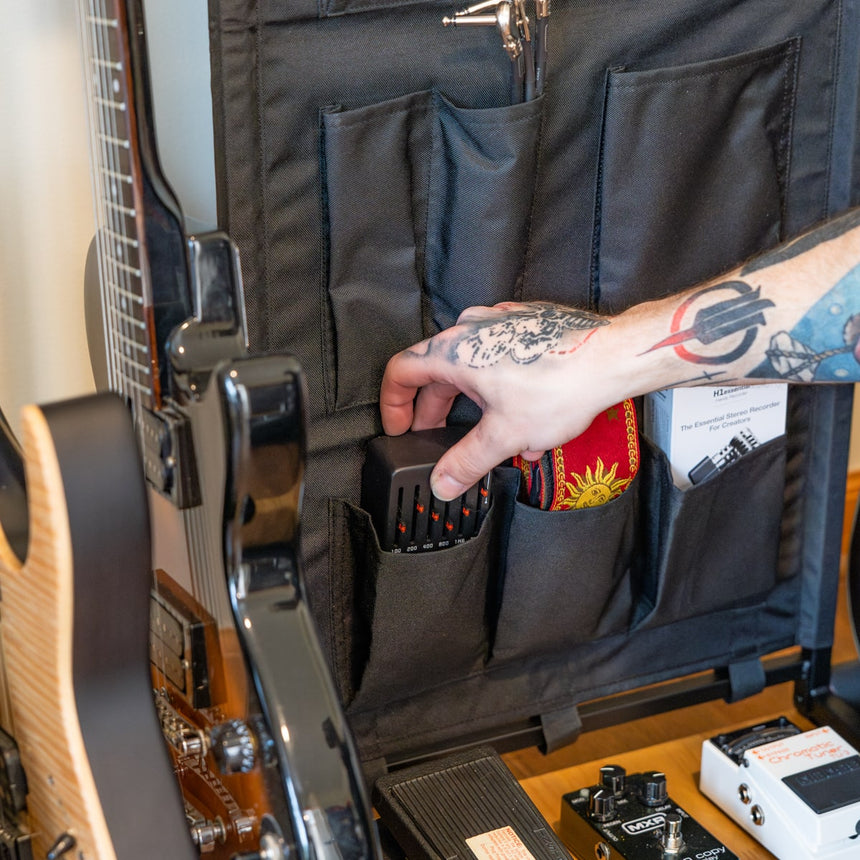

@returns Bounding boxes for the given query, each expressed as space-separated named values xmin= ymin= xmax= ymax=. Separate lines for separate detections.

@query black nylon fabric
xmin=209 ymin=0 xmax=859 ymax=771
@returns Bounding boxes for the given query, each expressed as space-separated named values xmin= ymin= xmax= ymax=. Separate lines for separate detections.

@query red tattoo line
xmin=548 ymin=329 xmax=598 ymax=355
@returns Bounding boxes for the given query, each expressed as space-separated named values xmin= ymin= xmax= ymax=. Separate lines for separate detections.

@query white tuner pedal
xmin=700 ymin=717 xmax=860 ymax=859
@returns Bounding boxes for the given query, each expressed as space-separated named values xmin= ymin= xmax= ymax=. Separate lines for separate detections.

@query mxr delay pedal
xmin=560 ymin=764 xmax=737 ymax=860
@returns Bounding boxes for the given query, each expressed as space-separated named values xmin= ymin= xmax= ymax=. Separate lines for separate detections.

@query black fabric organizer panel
xmin=208 ymin=0 xmax=860 ymax=774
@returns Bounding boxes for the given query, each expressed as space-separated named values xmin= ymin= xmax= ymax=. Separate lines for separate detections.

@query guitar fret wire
xmin=85 ymin=15 xmax=118 ymax=27
xmin=113 ymin=353 xmax=150 ymax=376
xmin=97 ymin=132 xmax=130 ymax=149
xmin=117 ymin=376 xmax=153 ymax=399
xmin=104 ymin=228 xmax=138 ymax=247
xmin=99 ymin=166 xmax=132 ymax=184
xmin=107 ymin=258 xmax=142 ymax=277
xmin=105 ymin=303 xmax=146 ymax=333
xmin=114 ymin=356 xmax=151 ymax=378
xmin=104 ymin=281 xmax=143 ymax=302
xmin=111 ymin=344 xmax=151 ymax=370
xmin=94 ymin=95 xmax=126 ymax=111
xmin=103 ymin=302 xmax=146 ymax=328
xmin=103 ymin=198 xmax=136 ymax=217
xmin=106 ymin=308 xmax=146 ymax=331
xmin=92 ymin=57 xmax=122 ymax=70
xmin=111 ymin=344 xmax=150 ymax=370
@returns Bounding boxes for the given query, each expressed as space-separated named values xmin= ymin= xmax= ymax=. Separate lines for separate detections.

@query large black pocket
xmin=491 ymin=472 xmax=639 ymax=663
xmin=593 ymin=38 xmax=800 ymax=311
xmin=636 ymin=435 xmax=787 ymax=628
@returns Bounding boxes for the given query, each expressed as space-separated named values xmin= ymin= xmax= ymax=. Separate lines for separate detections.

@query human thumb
xmin=429 ymin=425 xmax=505 ymax=501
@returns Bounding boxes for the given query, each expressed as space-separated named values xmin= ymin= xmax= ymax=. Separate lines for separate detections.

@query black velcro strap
xmin=726 ymin=657 xmax=766 ymax=703
xmin=540 ymin=704 xmax=583 ymax=754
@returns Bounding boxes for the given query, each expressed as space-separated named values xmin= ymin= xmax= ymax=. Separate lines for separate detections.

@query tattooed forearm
xmin=448 ymin=303 xmax=609 ymax=368
xmin=643 ymin=281 xmax=773 ymax=364
xmin=749 ymin=264 xmax=860 ymax=381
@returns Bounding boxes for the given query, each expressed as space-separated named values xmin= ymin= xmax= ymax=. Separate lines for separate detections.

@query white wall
xmin=0 ymin=1 xmax=215 ymax=440
xmin=0 ymin=2 xmax=95 ymax=434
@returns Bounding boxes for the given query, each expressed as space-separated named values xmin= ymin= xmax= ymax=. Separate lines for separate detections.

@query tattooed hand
xmin=380 ymin=301 xmax=617 ymax=500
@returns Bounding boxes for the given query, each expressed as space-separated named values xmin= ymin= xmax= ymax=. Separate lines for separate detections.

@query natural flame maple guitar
xmin=0 ymin=394 xmax=191 ymax=859
xmin=78 ymin=1 xmax=377 ymax=857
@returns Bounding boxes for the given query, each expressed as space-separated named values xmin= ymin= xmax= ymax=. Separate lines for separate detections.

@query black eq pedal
xmin=361 ymin=427 xmax=491 ymax=553
xmin=559 ymin=765 xmax=737 ymax=860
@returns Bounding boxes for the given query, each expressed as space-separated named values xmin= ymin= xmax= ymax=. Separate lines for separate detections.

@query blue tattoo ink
xmin=750 ymin=264 xmax=860 ymax=380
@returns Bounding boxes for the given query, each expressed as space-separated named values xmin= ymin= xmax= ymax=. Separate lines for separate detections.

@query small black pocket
xmin=593 ymin=38 xmax=800 ymax=311
xmin=426 ymin=93 xmax=544 ymax=329
xmin=491 ymin=473 xmax=639 ymax=662
xmin=321 ymin=91 xmax=432 ymax=410
xmin=339 ymin=497 xmax=503 ymax=710
xmin=636 ymin=435 xmax=787 ymax=628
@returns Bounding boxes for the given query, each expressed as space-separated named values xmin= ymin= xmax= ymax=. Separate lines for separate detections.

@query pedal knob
xmin=210 ymin=719 xmax=257 ymax=774
xmin=659 ymin=812 xmax=684 ymax=854
xmin=599 ymin=764 xmax=626 ymax=795
xmin=641 ymin=771 xmax=668 ymax=807
xmin=588 ymin=787 xmax=616 ymax=822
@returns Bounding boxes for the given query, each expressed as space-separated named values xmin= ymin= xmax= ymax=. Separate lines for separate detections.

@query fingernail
xmin=431 ymin=472 xmax=466 ymax=502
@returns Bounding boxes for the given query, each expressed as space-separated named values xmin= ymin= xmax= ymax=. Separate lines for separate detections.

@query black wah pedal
xmin=361 ymin=427 xmax=491 ymax=553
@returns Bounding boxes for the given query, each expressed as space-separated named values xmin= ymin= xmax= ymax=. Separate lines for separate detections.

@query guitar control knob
xmin=640 ymin=771 xmax=668 ymax=807
xmin=599 ymin=764 xmax=626 ymax=796
xmin=210 ymin=719 xmax=257 ymax=774
xmin=588 ymin=787 xmax=616 ymax=822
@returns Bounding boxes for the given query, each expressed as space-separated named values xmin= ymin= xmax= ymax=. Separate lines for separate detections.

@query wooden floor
xmin=502 ymin=472 xmax=860 ymax=781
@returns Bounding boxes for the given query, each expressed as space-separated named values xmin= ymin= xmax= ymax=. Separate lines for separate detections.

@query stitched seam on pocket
xmin=609 ymin=39 xmax=801 ymax=90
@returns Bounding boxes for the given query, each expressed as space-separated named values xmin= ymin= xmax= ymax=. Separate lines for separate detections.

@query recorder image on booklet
xmin=362 ymin=427 xmax=492 ymax=552
xmin=699 ymin=717 xmax=860 ymax=859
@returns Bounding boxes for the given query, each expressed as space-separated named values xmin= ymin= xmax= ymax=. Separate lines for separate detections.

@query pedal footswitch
xmin=559 ymin=765 xmax=737 ymax=860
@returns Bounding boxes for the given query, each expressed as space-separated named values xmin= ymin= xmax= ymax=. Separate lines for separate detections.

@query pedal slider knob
xmin=599 ymin=764 xmax=626 ymax=795
xmin=588 ymin=787 xmax=616 ymax=822
xmin=640 ymin=770 xmax=668 ymax=807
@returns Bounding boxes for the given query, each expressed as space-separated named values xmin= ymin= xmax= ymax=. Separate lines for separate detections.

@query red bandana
xmin=512 ymin=400 xmax=640 ymax=510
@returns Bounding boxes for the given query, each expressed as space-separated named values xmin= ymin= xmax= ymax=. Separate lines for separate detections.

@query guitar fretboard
xmin=79 ymin=0 xmax=156 ymax=412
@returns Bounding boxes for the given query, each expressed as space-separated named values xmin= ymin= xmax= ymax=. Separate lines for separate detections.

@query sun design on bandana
xmin=557 ymin=458 xmax=631 ymax=510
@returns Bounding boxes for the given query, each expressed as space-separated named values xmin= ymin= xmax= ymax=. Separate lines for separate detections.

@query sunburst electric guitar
xmin=78 ymin=1 xmax=377 ymax=858
xmin=0 ymin=393 xmax=192 ymax=859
